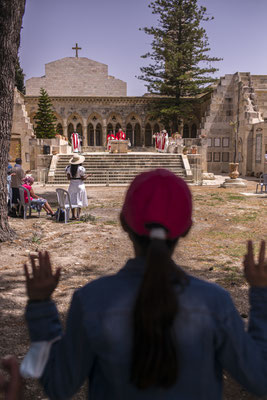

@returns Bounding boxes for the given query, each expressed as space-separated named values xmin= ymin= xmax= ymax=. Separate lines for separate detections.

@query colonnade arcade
xmin=54 ymin=113 xmax=163 ymax=148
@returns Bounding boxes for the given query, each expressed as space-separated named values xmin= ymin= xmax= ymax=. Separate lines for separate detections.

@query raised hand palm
xmin=24 ymin=251 xmax=61 ymax=301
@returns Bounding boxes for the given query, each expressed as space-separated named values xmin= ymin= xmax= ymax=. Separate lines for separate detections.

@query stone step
xmin=51 ymin=153 xmax=188 ymax=185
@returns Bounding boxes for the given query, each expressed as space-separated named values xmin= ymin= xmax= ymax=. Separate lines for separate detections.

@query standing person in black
xmin=10 ymin=158 xmax=25 ymax=215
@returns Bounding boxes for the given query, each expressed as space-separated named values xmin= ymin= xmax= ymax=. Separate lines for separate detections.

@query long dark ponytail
xmin=130 ymin=228 xmax=188 ymax=390
xmin=70 ymin=164 xmax=79 ymax=178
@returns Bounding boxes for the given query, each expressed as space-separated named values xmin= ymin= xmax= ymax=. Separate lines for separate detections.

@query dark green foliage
xmin=34 ymin=88 xmax=57 ymax=138
xmin=15 ymin=57 xmax=25 ymax=94
xmin=139 ymin=0 xmax=222 ymax=129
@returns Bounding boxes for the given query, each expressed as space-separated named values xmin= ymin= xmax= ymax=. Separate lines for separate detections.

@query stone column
xmin=141 ymin=124 xmax=145 ymax=147
xmin=200 ymin=138 xmax=208 ymax=173
xmin=103 ymin=119 xmax=107 ymax=147
xmin=93 ymin=127 xmax=96 ymax=147
xmin=63 ymin=119 xmax=68 ymax=139
xmin=82 ymin=120 xmax=88 ymax=147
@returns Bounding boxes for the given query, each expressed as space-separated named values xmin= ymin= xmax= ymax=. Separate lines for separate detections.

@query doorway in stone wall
xmin=87 ymin=123 xmax=94 ymax=146
xmin=145 ymin=123 xmax=152 ymax=146
xmin=96 ymin=123 xmax=102 ymax=146
xmin=126 ymin=123 xmax=133 ymax=146
xmin=68 ymin=123 xmax=74 ymax=142
xmin=134 ymin=124 xmax=141 ymax=146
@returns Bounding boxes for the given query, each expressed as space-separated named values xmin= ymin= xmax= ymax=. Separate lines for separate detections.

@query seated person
xmin=22 ymin=176 xmax=54 ymax=216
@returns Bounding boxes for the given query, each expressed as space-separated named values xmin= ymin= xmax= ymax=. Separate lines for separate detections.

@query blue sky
xmin=20 ymin=0 xmax=267 ymax=96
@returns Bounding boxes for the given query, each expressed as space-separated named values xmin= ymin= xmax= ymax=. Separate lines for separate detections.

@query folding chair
xmin=256 ymin=174 xmax=267 ymax=193
xmin=18 ymin=186 xmax=41 ymax=219
xmin=56 ymin=188 xmax=74 ymax=223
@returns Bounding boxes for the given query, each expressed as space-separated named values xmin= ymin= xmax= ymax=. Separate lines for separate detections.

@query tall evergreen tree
xmin=139 ymin=0 xmax=221 ymax=130
xmin=15 ymin=56 xmax=25 ymax=94
xmin=34 ymin=88 xmax=57 ymax=138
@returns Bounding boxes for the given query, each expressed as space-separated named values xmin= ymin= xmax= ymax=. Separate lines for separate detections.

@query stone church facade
xmin=11 ymin=55 xmax=267 ymax=177
xmin=24 ymin=57 xmax=203 ymax=152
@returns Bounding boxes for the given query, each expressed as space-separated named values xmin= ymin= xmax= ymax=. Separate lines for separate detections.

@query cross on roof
xmin=72 ymin=43 xmax=81 ymax=58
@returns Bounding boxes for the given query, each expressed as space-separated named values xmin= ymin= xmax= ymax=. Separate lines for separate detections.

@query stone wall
xmin=11 ymin=88 xmax=34 ymax=170
xmin=24 ymin=96 xmax=162 ymax=148
xmin=26 ymin=57 xmax=127 ymax=97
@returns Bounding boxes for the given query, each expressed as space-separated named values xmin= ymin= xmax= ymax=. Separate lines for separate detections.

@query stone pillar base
xmin=220 ymin=178 xmax=247 ymax=188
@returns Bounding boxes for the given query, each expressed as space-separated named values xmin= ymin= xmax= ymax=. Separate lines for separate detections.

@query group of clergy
xmin=107 ymin=129 xmax=126 ymax=151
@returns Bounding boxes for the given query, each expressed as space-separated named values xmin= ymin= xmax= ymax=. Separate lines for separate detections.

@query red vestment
xmin=107 ymin=133 xmax=116 ymax=151
xmin=116 ymin=130 xmax=126 ymax=140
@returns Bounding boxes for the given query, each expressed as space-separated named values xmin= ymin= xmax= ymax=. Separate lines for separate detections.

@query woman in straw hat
xmin=65 ymin=154 xmax=89 ymax=220
xmin=22 ymin=169 xmax=267 ymax=400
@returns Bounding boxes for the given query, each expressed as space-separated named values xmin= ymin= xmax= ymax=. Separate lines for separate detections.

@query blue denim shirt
xmin=25 ymin=257 xmax=267 ymax=400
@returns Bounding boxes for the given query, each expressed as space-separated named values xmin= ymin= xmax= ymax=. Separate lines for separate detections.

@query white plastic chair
xmin=56 ymin=188 xmax=73 ymax=223
xmin=256 ymin=174 xmax=267 ymax=193
xmin=18 ymin=186 xmax=41 ymax=219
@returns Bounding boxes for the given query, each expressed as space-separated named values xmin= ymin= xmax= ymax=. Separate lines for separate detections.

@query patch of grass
xmin=231 ymin=212 xmax=258 ymax=223
xmin=103 ymin=220 xmax=118 ymax=226
xmin=207 ymin=231 xmax=230 ymax=239
xmin=225 ymin=244 xmax=246 ymax=259
xmin=210 ymin=193 xmax=224 ymax=202
xmin=227 ymin=194 xmax=245 ymax=201
xmin=31 ymin=233 xmax=42 ymax=244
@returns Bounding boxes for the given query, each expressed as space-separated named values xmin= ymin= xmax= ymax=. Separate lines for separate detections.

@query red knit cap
xmin=121 ymin=169 xmax=192 ymax=239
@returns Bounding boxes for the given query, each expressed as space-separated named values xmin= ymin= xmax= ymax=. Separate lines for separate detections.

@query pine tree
xmin=15 ymin=56 xmax=25 ymax=94
xmin=34 ymin=88 xmax=57 ymax=138
xmin=139 ymin=0 xmax=222 ymax=130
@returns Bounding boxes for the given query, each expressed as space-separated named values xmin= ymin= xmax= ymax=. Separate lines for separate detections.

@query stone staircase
xmin=50 ymin=153 xmax=189 ymax=185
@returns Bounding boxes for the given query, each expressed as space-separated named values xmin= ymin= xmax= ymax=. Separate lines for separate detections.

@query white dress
xmin=66 ymin=166 xmax=88 ymax=208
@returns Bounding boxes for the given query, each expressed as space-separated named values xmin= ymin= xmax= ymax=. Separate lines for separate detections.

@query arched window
xmin=165 ymin=125 xmax=170 ymax=134
xmin=134 ymin=123 xmax=141 ymax=147
xmin=115 ymin=123 xmax=121 ymax=133
xmin=153 ymin=123 xmax=160 ymax=133
xmin=126 ymin=123 xmax=133 ymax=145
xmin=107 ymin=123 xmax=114 ymax=135
xmin=145 ymin=123 xmax=152 ymax=146
xmin=56 ymin=123 xmax=63 ymax=135
xmin=183 ymin=124 xmax=189 ymax=138
xmin=68 ymin=123 xmax=74 ymax=142
xmin=76 ymin=123 xmax=83 ymax=136
xmin=96 ymin=123 xmax=102 ymax=146
xmin=191 ymin=123 xmax=197 ymax=138
xmin=87 ymin=123 xmax=94 ymax=146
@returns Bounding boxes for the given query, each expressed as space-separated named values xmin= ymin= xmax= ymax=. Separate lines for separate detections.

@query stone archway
xmin=183 ymin=124 xmax=189 ymax=138
xmin=96 ymin=123 xmax=102 ymax=146
xmin=87 ymin=123 xmax=94 ymax=146
xmin=107 ymin=123 xmax=114 ymax=135
xmin=191 ymin=123 xmax=197 ymax=138
xmin=145 ymin=123 xmax=152 ymax=146
xmin=68 ymin=123 xmax=74 ymax=142
xmin=134 ymin=123 xmax=141 ymax=147
xmin=56 ymin=123 xmax=63 ymax=135
xmin=126 ymin=123 xmax=133 ymax=145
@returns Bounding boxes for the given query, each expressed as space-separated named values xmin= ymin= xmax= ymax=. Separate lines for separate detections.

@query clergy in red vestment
xmin=107 ymin=131 xmax=116 ymax=151
xmin=116 ymin=128 xmax=126 ymax=140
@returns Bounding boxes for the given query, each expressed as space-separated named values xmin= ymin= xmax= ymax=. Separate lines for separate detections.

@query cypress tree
xmin=139 ymin=0 xmax=222 ymax=130
xmin=15 ymin=56 xmax=25 ymax=94
xmin=34 ymin=88 xmax=57 ymax=138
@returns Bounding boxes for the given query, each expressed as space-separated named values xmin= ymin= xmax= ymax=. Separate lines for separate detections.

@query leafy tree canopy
xmin=34 ymin=88 xmax=57 ymax=139
xmin=139 ymin=0 xmax=222 ymax=130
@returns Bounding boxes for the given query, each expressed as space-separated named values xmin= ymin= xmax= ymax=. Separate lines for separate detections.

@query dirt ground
xmin=0 ymin=178 xmax=266 ymax=399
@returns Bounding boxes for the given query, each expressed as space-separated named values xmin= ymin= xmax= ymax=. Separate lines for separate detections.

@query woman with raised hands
xmin=21 ymin=169 xmax=267 ymax=399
